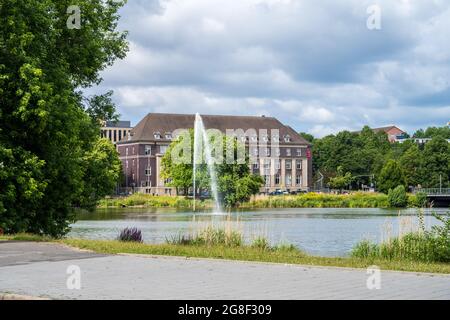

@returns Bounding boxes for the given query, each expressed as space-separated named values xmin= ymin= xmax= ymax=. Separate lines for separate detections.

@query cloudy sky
xmin=89 ymin=0 xmax=450 ymax=137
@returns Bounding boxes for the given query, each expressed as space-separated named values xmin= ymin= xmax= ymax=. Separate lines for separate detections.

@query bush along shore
xmin=97 ymin=192 xmax=427 ymax=209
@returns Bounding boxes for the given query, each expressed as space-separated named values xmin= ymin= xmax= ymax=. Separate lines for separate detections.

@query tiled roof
xmin=118 ymin=113 xmax=311 ymax=145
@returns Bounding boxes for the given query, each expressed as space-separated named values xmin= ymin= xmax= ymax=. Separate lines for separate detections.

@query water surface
xmin=68 ymin=207 xmax=446 ymax=257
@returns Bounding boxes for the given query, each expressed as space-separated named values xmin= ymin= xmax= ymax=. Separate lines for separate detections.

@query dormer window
xmin=251 ymin=135 xmax=258 ymax=142
xmin=165 ymin=132 xmax=172 ymax=140
xmin=284 ymin=134 xmax=291 ymax=142
xmin=272 ymin=135 xmax=279 ymax=142
xmin=154 ymin=132 xmax=161 ymax=139
xmin=262 ymin=135 xmax=269 ymax=142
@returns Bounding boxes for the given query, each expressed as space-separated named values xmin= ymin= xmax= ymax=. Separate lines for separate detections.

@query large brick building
xmin=116 ymin=113 xmax=313 ymax=195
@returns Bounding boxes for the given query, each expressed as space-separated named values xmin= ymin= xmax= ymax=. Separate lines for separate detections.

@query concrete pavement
xmin=0 ymin=242 xmax=449 ymax=300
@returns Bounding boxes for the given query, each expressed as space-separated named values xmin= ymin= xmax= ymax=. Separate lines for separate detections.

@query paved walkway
xmin=0 ymin=242 xmax=449 ymax=300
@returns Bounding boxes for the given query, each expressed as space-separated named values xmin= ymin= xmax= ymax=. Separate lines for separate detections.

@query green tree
xmin=387 ymin=185 xmax=408 ymax=208
xmin=421 ymin=137 xmax=450 ymax=188
xmin=161 ymin=131 xmax=263 ymax=207
xmin=299 ymin=132 xmax=314 ymax=143
xmin=77 ymin=139 xmax=123 ymax=208
xmin=399 ymin=143 xmax=423 ymax=187
xmin=0 ymin=0 xmax=128 ymax=236
xmin=377 ymin=160 xmax=407 ymax=194
xmin=161 ymin=130 xmax=195 ymax=195
xmin=328 ymin=166 xmax=353 ymax=191
xmin=414 ymin=126 xmax=450 ymax=139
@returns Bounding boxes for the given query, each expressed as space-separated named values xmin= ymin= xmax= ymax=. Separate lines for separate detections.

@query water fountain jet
xmin=193 ymin=113 xmax=222 ymax=213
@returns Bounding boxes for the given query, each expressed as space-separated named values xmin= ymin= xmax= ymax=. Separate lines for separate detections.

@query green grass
xmin=60 ymin=239 xmax=450 ymax=274
xmin=1 ymin=233 xmax=448 ymax=274
xmin=97 ymin=192 xmax=426 ymax=209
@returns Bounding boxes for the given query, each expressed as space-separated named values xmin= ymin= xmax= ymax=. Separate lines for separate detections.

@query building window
xmin=284 ymin=134 xmax=291 ymax=142
xmin=132 ymin=147 xmax=135 ymax=154
xmin=253 ymin=148 xmax=258 ymax=157
xmin=154 ymin=132 xmax=161 ymax=139
xmin=286 ymin=173 xmax=292 ymax=186
xmin=296 ymin=174 xmax=302 ymax=186
xmin=285 ymin=160 xmax=292 ymax=170
xmin=262 ymin=135 xmax=269 ymax=142
xmin=296 ymin=148 xmax=302 ymax=157
xmin=145 ymin=167 xmax=152 ymax=176
xmin=275 ymin=159 xmax=281 ymax=170
xmin=132 ymin=159 xmax=135 ymax=166
xmin=265 ymin=147 xmax=270 ymax=156
xmin=275 ymin=174 xmax=280 ymax=185
xmin=126 ymin=160 xmax=129 ymax=169
xmin=165 ymin=132 xmax=172 ymax=140
xmin=145 ymin=145 xmax=152 ymax=155
xmin=296 ymin=159 xmax=302 ymax=170
xmin=275 ymin=148 xmax=280 ymax=157
xmin=251 ymin=135 xmax=258 ymax=142
xmin=113 ymin=130 xmax=117 ymax=142
xmin=264 ymin=159 xmax=271 ymax=175
xmin=118 ymin=130 xmax=122 ymax=141
xmin=160 ymin=145 xmax=168 ymax=155
xmin=253 ymin=162 xmax=259 ymax=170
xmin=286 ymin=148 xmax=291 ymax=157
xmin=126 ymin=148 xmax=129 ymax=156
xmin=272 ymin=135 xmax=279 ymax=142
xmin=265 ymin=175 xmax=271 ymax=186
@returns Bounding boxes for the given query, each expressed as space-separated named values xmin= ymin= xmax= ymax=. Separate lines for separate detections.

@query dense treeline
xmin=307 ymin=126 xmax=450 ymax=191
xmin=0 ymin=1 xmax=128 ymax=236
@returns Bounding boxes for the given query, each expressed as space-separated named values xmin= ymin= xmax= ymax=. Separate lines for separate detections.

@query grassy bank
xmin=1 ymin=234 xmax=449 ymax=274
xmin=98 ymin=192 xmax=425 ymax=209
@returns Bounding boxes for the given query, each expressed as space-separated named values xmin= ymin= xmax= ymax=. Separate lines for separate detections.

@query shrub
xmin=387 ymin=185 xmax=408 ymax=207
xmin=352 ymin=211 xmax=450 ymax=263
xmin=117 ymin=227 xmax=143 ymax=243
xmin=408 ymin=192 xmax=428 ymax=208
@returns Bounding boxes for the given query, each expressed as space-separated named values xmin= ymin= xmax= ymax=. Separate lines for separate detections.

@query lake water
xmin=68 ymin=207 xmax=447 ymax=257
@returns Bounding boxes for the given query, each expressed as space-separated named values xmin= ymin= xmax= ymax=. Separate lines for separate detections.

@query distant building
xmin=354 ymin=125 xmax=407 ymax=143
xmin=101 ymin=120 xmax=132 ymax=144
xmin=116 ymin=113 xmax=313 ymax=195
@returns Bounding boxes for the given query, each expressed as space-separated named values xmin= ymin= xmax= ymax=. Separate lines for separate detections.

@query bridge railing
xmin=413 ymin=188 xmax=450 ymax=196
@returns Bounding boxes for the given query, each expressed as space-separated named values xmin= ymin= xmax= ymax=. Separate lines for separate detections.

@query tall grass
xmin=243 ymin=192 xmax=390 ymax=208
xmin=98 ymin=192 xmax=427 ymax=209
xmin=352 ymin=211 xmax=450 ymax=263
xmin=98 ymin=194 xmax=213 ymax=209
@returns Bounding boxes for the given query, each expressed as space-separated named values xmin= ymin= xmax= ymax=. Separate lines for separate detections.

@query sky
xmin=89 ymin=0 xmax=450 ymax=137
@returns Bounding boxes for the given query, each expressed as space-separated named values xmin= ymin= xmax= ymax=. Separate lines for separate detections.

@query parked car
xmin=268 ymin=189 xmax=283 ymax=196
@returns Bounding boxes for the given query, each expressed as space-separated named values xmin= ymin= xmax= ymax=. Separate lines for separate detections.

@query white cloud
xmin=92 ymin=0 xmax=450 ymax=137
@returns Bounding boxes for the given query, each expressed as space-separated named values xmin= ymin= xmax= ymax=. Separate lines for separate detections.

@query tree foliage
xmin=0 ymin=0 xmax=128 ymax=236
xmin=311 ymin=125 xmax=450 ymax=191
xmin=387 ymin=185 xmax=408 ymax=208
xmin=161 ymin=131 xmax=264 ymax=207
xmin=328 ymin=166 xmax=353 ymax=191
xmin=377 ymin=160 xmax=407 ymax=194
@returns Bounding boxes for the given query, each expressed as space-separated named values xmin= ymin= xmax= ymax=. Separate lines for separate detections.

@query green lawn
xmin=1 ymin=234 xmax=449 ymax=274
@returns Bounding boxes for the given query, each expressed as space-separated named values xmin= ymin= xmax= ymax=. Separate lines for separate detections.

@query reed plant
xmin=352 ymin=211 xmax=450 ymax=263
